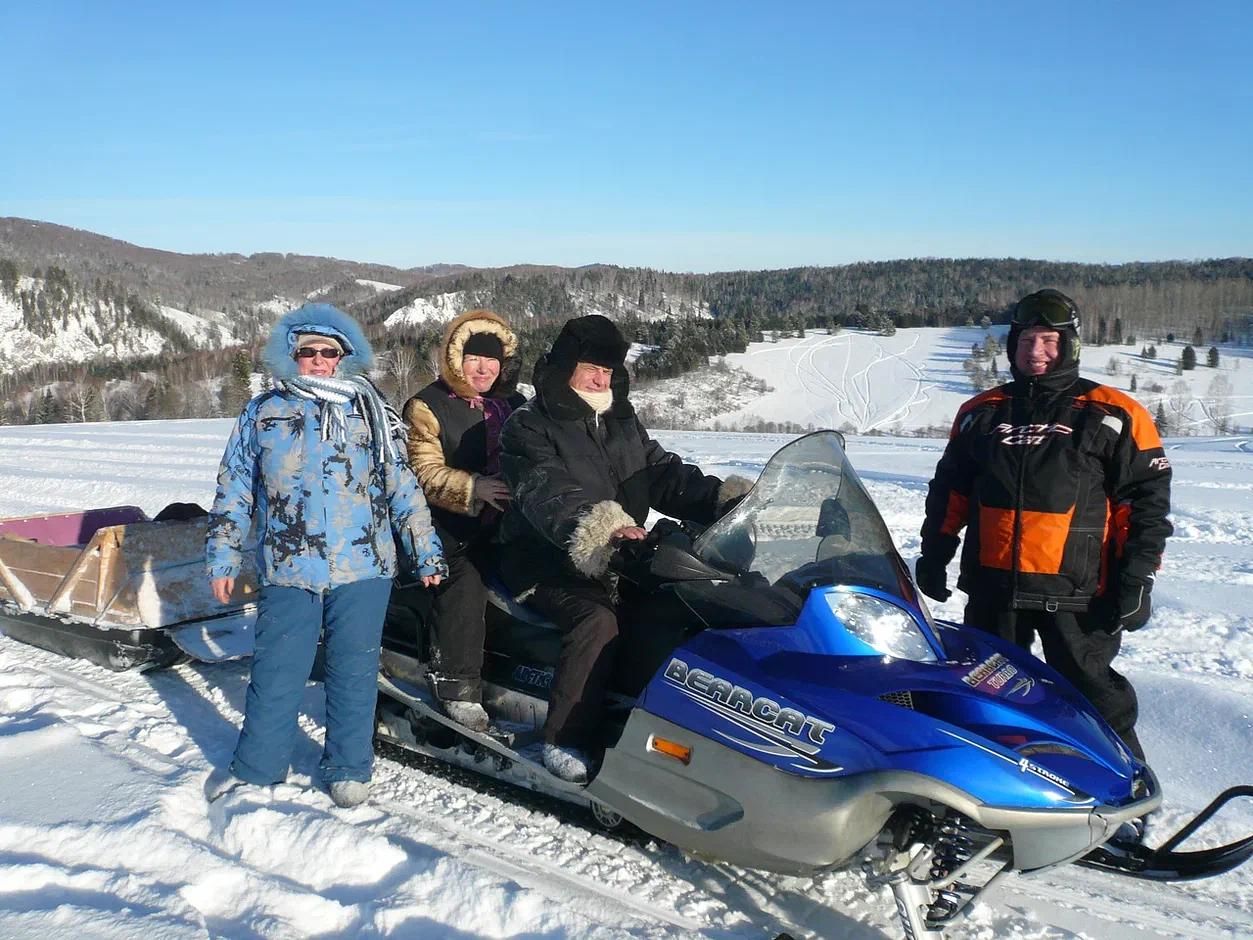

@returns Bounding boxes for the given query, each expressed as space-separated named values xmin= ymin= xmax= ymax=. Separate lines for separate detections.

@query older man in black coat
xmin=498 ymin=315 xmax=750 ymax=782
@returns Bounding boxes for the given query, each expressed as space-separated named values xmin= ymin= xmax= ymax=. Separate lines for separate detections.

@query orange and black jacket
xmin=921 ymin=365 xmax=1172 ymax=612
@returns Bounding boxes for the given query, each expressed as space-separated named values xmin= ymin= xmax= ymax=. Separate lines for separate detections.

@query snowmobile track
xmin=373 ymin=795 xmax=716 ymax=934
xmin=1014 ymin=865 xmax=1253 ymax=939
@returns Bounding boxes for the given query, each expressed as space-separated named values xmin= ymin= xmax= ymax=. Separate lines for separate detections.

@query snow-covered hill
xmin=632 ymin=328 xmax=1252 ymax=435
xmin=157 ymin=304 xmax=236 ymax=346
xmin=383 ymin=286 xmax=710 ymax=330
xmin=0 ymin=278 xmax=171 ymax=368
xmin=0 ymin=421 xmax=1249 ymax=939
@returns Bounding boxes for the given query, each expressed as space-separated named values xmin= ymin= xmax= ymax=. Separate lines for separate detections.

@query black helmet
xmin=1008 ymin=289 xmax=1082 ymax=376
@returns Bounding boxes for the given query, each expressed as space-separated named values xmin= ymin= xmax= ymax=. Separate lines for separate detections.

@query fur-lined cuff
xmin=568 ymin=500 xmax=637 ymax=578
xmin=718 ymin=475 xmax=755 ymax=511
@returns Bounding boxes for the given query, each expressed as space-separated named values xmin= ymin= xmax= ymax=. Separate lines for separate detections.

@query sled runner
xmin=0 ymin=505 xmax=257 ymax=670
xmin=375 ymin=430 xmax=1253 ymax=940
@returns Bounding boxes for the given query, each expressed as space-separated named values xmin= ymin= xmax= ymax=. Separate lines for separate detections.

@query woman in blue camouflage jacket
xmin=205 ymin=304 xmax=446 ymax=808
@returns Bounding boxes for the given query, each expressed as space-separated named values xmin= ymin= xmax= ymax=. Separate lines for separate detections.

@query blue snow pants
xmin=231 ymin=577 xmax=392 ymax=786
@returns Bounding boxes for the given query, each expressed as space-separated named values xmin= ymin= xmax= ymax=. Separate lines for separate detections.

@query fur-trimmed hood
xmin=531 ymin=351 xmax=632 ymax=422
xmin=263 ymin=304 xmax=374 ymax=380
xmin=437 ymin=309 xmax=520 ymax=400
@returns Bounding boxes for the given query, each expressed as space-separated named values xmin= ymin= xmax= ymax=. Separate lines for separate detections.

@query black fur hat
xmin=548 ymin=315 xmax=630 ymax=370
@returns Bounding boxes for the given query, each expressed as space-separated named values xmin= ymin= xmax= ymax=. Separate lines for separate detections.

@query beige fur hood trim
xmin=439 ymin=309 xmax=518 ymax=400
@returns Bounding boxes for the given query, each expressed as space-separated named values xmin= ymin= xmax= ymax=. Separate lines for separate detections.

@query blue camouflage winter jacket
xmin=206 ymin=305 xmax=445 ymax=591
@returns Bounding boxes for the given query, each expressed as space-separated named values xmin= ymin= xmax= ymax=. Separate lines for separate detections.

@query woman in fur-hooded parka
xmin=400 ymin=309 xmax=525 ymax=719
xmin=205 ymin=304 xmax=446 ymax=802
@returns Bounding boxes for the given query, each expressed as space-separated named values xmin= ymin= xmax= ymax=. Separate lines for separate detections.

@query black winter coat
xmin=921 ymin=362 xmax=1172 ymax=612
xmin=498 ymin=355 xmax=725 ymax=592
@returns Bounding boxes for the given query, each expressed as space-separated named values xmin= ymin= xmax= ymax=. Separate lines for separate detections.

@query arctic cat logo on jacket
xmin=920 ymin=378 xmax=1173 ymax=611
xmin=663 ymin=659 xmax=839 ymax=770
xmin=994 ymin=423 xmax=1074 ymax=446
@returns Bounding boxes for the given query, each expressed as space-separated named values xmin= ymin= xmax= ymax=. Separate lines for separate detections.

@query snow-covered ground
xmin=0 ymin=420 xmax=1250 ymax=939
xmin=385 ymin=291 xmax=496 ymax=329
xmin=355 ymin=279 xmax=403 ymax=293
xmin=638 ymin=328 xmax=1253 ymax=436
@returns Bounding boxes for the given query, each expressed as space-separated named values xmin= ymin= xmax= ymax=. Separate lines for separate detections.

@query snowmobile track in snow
xmin=373 ymin=795 xmax=715 ymax=934
xmin=1013 ymin=865 xmax=1253 ymax=939
xmin=10 ymin=635 xmax=1253 ymax=940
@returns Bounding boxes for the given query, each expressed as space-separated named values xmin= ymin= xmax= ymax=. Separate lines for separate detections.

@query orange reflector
xmin=646 ymin=735 xmax=691 ymax=765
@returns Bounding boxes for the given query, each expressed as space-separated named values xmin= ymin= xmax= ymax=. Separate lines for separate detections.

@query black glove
xmin=914 ymin=556 xmax=951 ymax=602
xmin=1101 ymin=577 xmax=1153 ymax=633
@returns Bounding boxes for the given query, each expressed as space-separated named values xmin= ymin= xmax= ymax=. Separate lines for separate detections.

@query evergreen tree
xmin=223 ymin=349 xmax=254 ymax=416
xmin=1181 ymin=345 xmax=1197 ymax=370
xmin=1130 ymin=373 xmax=1138 ymax=392
xmin=1154 ymin=401 xmax=1169 ymax=435
xmin=1207 ymin=346 xmax=1220 ymax=368
xmin=0 ymin=258 xmax=18 ymax=297
xmin=34 ymin=389 xmax=63 ymax=425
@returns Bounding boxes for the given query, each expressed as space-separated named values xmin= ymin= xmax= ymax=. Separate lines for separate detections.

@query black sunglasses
xmin=295 ymin=347 xmax=343 ymax=360
xmin=1012 ymin=294 xmax=1080 ymax=331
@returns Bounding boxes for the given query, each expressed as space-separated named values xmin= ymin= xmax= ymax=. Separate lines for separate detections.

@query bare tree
xmin=65 ymin=382 xmax=100 ymax=422
xmin=1167 ymin=380 xmax=1192 ymax=433
xmin=1201 ymin=375 xmax=1233 ymax=434
xmin=104 ymin=384 xmax=140 ymax=421
xmin=384 ymin=346 xmax=421 ymax=397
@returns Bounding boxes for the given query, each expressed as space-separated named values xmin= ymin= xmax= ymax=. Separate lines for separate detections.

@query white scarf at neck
xmin=574 ymin=387 xmax=613 ymax=416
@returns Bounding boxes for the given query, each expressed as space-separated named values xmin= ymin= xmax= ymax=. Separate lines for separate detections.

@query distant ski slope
xmin=633 ymin=327 xmax=1253 ymax=435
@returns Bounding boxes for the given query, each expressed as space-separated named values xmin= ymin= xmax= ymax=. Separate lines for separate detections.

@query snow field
xmin=636 ymin=328 xmax=1253 ymax=437
xmin=0 ymin=422 xmax=1250 ymax=938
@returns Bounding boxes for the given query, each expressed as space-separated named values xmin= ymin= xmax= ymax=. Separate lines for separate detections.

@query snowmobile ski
xmin=1077 ymin=786 xmax=1253 ymax=881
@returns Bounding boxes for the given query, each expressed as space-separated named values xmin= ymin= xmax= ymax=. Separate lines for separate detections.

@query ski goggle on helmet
xmin=1012 ymin=290 xmax=1080 ymax=332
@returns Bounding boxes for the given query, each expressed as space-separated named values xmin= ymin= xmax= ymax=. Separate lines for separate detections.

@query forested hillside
xmin=1 ymin=218 xmax=1249 ymax=426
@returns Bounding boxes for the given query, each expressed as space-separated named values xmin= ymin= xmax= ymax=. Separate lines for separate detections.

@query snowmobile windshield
xmin=694 ymin=431 xmax=919 ymax=605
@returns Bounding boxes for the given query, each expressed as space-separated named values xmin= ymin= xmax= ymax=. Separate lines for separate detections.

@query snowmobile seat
xmin=484 ymin=574 xmax=557 ymax=629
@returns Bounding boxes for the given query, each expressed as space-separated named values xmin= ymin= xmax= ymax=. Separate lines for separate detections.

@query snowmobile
xmin=375 ymin=429 xmax=1253 ymax=939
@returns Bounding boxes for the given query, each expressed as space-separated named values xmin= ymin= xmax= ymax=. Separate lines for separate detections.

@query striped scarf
xmin=279 ymin=374 xmax=405 ymax=466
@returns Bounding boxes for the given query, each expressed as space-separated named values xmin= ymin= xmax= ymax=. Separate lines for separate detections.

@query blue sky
xmin=2 ymin=1 xmax=1250 ymax=272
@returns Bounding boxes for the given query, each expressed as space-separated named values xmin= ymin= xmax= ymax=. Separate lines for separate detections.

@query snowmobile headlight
xmin=827 ymin=592 xmax=938 ymax=662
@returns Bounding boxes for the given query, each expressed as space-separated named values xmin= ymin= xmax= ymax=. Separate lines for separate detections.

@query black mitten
xmin=1115 ymin=577 xmax=1153 ymax=632
xmin=914 ymin=556 xmax=951 ymax=602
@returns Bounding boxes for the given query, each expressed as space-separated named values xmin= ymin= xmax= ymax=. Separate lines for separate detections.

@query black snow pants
xmin=527 ymin=575 xmax=620 ymax=749
xmin=426 ymin=538 xmax=492 ymax=704
xmin=964 ymin=595 xmax=1144 ymax=761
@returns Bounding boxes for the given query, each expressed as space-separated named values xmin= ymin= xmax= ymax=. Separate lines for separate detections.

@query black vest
xmin=413 ymin=380 xmax=524 ymax=549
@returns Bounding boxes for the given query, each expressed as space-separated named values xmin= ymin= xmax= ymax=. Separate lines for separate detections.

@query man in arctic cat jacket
xmin=917 ymin=289 xmax=1172 ymax=760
